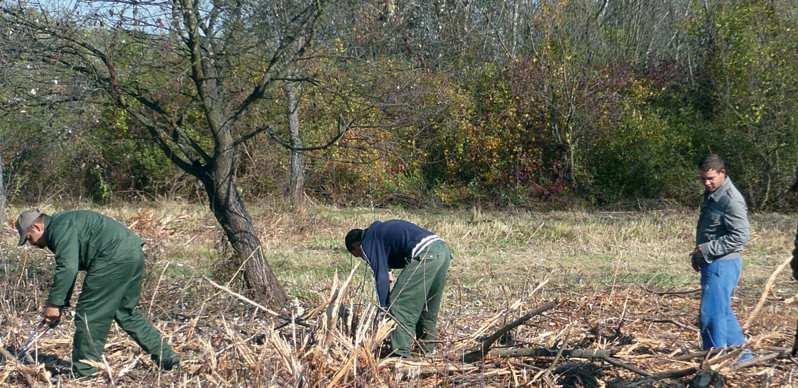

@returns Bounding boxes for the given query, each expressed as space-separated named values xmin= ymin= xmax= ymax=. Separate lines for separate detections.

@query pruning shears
xmin=16 ymin=320 xmax=52 ymax=361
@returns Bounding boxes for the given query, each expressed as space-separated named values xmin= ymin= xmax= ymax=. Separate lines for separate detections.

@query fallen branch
xmin=461 ymin=300 xmax=558 ymax=363
xmin=494 ymin=346 xmax=650 ymax=377
xmin=641 ymin=286 xmax=701 ymax=296
xmin=703 ymin=347 xmax=743 ymax=369
xmin=612 ymin=367 xmax=698 ymax=387
xmin=731 ymin=351 xmax=786 ymax=370
xmin=650 ymin=366 xmax=699 ymax=380
xmin=203 ymin=276 xmax=281 ymax=317
xmin=602 ymin=356 xmax=652 ymax=377
xmin=743 ymin=256 xmax=791 ymax=329
xmin=673 ymin=348 xmax=722 ymax=361
xmin=640 ymin=317 xmax=698 ymax=332
xmin=0 ymin=345 xmax=38 ymax=386
xmin=493 ymin=347 xmax=614 ymax=359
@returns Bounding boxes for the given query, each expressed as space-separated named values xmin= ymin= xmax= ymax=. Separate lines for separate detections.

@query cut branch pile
xmin=0 ymin=254 xmax=795 ymax=386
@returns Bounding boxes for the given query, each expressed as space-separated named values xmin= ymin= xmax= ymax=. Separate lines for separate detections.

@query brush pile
xmin=1 ymin=206 xmax=796 ymax=386
xmin=0 ymin=258 xmax=794 ymax=387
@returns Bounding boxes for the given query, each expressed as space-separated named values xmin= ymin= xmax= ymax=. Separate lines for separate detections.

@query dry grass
xmin=1 ymin=202 xmax=797 ymax=386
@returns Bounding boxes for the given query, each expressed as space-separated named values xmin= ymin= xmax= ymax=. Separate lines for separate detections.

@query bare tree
xmin=0 ymin=0 xmax=352 ymax=307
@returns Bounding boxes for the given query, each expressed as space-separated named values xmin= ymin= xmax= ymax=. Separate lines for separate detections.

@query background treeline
xmin=1 ymin=0 xmax=796 ymax=210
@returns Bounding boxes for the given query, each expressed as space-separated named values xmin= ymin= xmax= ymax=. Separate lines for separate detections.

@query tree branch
xmin=462 ymin=301 xmax=558 ymax=363
xmin=263 ymin=115 xmax=354 ymax=152
xmin=220 ymin=0 xmax=326 ymax=130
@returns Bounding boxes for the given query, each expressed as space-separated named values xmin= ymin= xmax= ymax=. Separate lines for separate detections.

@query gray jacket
xmin=791 ymin=224 xmax=798 ymax=278
xmin=696 ymin=177 xmax=750 ymax=261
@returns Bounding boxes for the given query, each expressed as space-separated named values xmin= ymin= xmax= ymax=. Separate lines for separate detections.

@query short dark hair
xmin=698 ymin=154 xmax=726 ymax=172
xmin=345 ymin=229 xmax=364 ymax=252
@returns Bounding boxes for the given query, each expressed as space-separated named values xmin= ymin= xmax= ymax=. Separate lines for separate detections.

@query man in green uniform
xmin=791 ymin=169 xmax=798 ymax=282
xmin=16 ymin=209 xmax=179 ymax=377
xmin=790 ymin=169 xmax=798 ymax=356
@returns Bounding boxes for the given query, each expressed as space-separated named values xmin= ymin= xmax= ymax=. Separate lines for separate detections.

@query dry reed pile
xmin=1 ymin=266 xmax=794 ymax=386
xmin=0 ymin=205 xmax=796 ymax=386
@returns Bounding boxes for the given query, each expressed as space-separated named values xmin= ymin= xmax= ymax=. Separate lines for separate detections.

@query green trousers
xmin=72 ymin=252 xmax=176 ymax=377
xmin=388 ymin=240 xmax=452 ymax=357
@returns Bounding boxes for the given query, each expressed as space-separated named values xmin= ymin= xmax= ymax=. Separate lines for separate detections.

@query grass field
xmin=1 ymin=202 xmax=797 ymax=386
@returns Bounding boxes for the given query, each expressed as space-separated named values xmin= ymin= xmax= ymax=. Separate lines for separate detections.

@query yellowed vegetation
xmin=0 ymin=202 xmax=795 ymax=386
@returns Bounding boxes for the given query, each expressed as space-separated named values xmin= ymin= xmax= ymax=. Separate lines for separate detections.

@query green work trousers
xmin=72 ymin=252 xmax=176 ymax=377
xmin=388 ymin=240 xmax=452 ymax=357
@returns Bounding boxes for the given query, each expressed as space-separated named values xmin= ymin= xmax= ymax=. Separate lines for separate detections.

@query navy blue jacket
xmin=361 ymin=220 xmax=435 ymax=308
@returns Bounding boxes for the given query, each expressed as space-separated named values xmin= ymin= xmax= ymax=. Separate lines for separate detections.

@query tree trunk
xmin=0 ymin=152 xmax=6 ymax=222
xmin=284 ymin=81 xmax=305 ymax=207
xmin=511 ymin=0 xmax=519 ymax=59
xmin=201 ymin=147 xmax=288 ymax=308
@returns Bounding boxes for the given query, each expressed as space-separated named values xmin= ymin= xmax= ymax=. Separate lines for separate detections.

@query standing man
xmin=790 ymin=167 xmax=798 ymax=282
xmin=789 ymin=168 xmax=798 ymax=357
xmin=345 ymin=220 xmax=452 ymax=358
xmin=16 ymin=209 xmax=179 ymax=377
xmin=690 ymin=154 xmax=750 ymax=351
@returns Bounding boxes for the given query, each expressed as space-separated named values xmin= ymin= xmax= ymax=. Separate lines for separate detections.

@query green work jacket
xmin=43 ymin=210 xmax=143 ymax=307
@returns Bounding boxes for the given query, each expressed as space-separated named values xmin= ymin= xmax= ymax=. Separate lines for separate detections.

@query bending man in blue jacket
xmin=345 ymin=220 xmax=452 ymax=357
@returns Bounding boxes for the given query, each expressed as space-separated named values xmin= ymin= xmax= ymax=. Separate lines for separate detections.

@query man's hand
xmin=43 ymin=306 xmax=61 ymax=327
xmin=690 ymin=248 xmax=705 ymax=272
xmin=373 ymin=308 xmax=388 ymax=330
xmin=375 ymin=309 xmax=387 ymax=323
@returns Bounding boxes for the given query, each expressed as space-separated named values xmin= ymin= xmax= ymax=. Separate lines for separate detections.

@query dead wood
xmin=493 ymin=347 xmax=614 ymax=359
xmin=743 ymin=256 xmax=791 ymax=329
xmin=0 ymin=345 xmax=38 ymax=386
xmin=641 ymin=286 xmax=701 ymax=296
xmin=461 ymin=300 xmax=558 ymax=363
xmin=610 ymin=366 xmax=700 ymax=387
xmin=495 ymin=346 xmax=650 ymax=376
xmin=601 ymin=356 xmax=651 ymax=377
xmin=640 ymin=317 xmax=699 ymax=332
xmin=731 ymin=351 xmax=788 ymax=370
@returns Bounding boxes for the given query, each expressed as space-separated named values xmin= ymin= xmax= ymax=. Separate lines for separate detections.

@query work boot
xmin=153 ymin=354 xmax=180 ymax=371
xmin=161 ymin=356 xmax=180 ymax=371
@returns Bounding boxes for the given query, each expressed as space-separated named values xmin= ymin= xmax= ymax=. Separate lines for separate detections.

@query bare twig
xmin=461 ymin=301 xmax=558 ymax=363
xmin=203 ymin=276 xmax=281 ymax=317
xmin=613 ymin=367 xmax=698 ymax=387
xmin=640 ymin=317 xmax=699 ymax=333
xmin=743 ymin=256 xmax=791 ymax=329
xmin=493 ymin=347 xmax=614 ymax=359
xmin=148 ymin=262 xmax=170 ymax=318
xmin=731 ymin=351 xmax=785 ymax=370
xmin=601 ymin=356 xmax=652 ymax=377
xmin=641 ymin=286 xmax=701 ymax=296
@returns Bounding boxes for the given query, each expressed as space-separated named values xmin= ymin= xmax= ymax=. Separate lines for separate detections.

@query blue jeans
xmin=699 ymin=256 xmax=745 ymax=350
